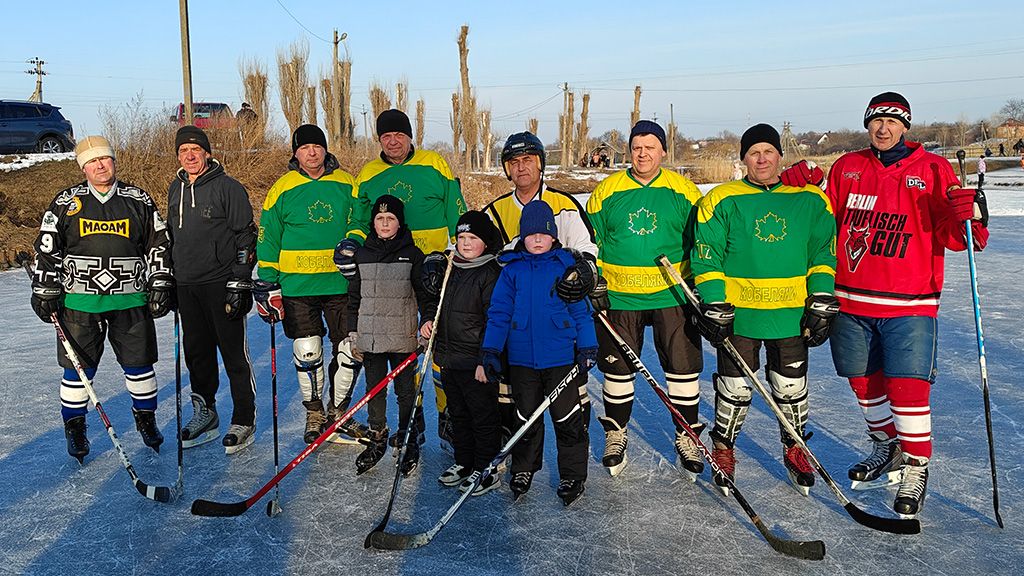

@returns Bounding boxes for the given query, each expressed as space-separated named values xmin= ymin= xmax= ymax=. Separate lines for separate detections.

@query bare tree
xmin=238 ymin=56 xmax=269 ymax=146
xmin=368 ymin=81 xmax=391 ymax=138
xmin=631 ymin=85 xmax=642 ymax=127
xmin=277 ymin=40 xmax=309 ymax=134
xmin=306 ymin=86 xmax=317 ymax=126
xmin=396 ymin=81 xmax=408 ymax=113
xmin=528 ymin=118 xmax=538 ymax=134
xmin=576 ymin=93 xmax=590 ymax=164
xmin=415 ymin=98 xmax=425 ymax=150
xmin=450 ymin=93 xmax=461 ymax=161
xmin=480 ymin=109 xmax=492 ymax=171
xmin=457 ymin=25 xmax=476 ymax=170
xmin=319 ymin=77 xmax=335 ymax=143
xmin=999 ymin=98 xmax=1024 ymax=122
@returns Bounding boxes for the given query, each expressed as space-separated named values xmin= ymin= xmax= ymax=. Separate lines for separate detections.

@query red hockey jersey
xmin=826 ymin=143 xmax=968 ymax=318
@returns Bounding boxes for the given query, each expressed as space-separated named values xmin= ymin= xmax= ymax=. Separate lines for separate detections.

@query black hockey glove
xmin=556 ymin=251 xmax=597 ymax=303
xmin=800 ymin=294 xmax=840 ymax=348
xmin=589 ymin=275 xmax=610 ymax=312
xmin=422 ymin=251 xmax=448 ymax=297
xmin=31 ymin=283 xmax=63 ymax=323
xmin=333 ymin=238 xmax=360 ymax=279
xmin=253 ymin=280 xmax=284 ymax=324
xmin=147 ymin=275 xmax=176 ymax=319
xmin=692 ymin=302 xmax=735 ymax=347
xmin=224 ymin=278 xmax=254 ymax=321
xmin=576 ymin=346 xmax=598 ymax=371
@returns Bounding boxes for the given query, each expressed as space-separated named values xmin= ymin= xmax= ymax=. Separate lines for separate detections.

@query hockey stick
xmin=657 ymin=255 xmax=920 ymax=535
xmin=367 ymin=364 xmax=582 ymax=550
xmin=364 ymin=252 xmax=454 ymax=546
xmin=18 ymin=252 xmax=177 ymax=503
xmin=955 ymin=150 xmax=1003 ymax=528
xmin=595 ymin=311 xmax=825 ymax=560
xmin=191 ymin=347 xmax=421 ymax=517
xmin=174 ymin=311 xmax=184 ymax=496
xmin=267 ymin=321 xmax=282 ymax=517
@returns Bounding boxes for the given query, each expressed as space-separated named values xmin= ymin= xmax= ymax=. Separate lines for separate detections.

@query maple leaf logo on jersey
xmin=754 ymin=212 xmax=787 ymax=242
xmin=845 ymin=223 xmax=870 ymax=272
xmin=308 ymin=200 xmax=334 ymax=223
xmin=628 ymin=207 xmax=657 ymax=236
xmin=388 ymin=181 xmax=414 ymax=204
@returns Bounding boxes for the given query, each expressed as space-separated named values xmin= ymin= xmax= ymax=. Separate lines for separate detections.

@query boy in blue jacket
xmin=481 ymin=201 xmax=598 ymax=506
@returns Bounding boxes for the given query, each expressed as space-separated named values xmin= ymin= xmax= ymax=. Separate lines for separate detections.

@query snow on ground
xmin=0 ymin=152 xmax=76 ymax=172
xmin=0 ymin=200 xmax=1021 ymax=576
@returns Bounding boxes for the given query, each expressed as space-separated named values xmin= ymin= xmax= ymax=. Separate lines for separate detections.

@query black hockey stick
xmin=191 ymin=347 xmax=421 ymax=517
xmin=955 ymin=150 xmax=1003 ymax=528
xmin=596 ymin=311 xmax=825 ymax=560
xmin=174 ymin=311 xmax=184 ymax=496
xmin=18 ymin=252 xmax=177 ymax=503
xmin=657 ymin=255 xmax=920 ymax=535
xmin=367 ymin=364 xmax=582 ymax=550
xmin=364 ymin=253 xmax=454 ymax=546
xmin=267 ymin=322 xmax=282 ymax=517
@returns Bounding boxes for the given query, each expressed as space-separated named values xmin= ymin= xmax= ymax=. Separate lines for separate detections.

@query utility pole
xmin=178 ymin=0 xmax=194 ymax=124
xmin=361 ymin=105 xmax=369 ymax=155
xmin=25 ymin=57 xmax=46 ymax=102
xmin=331 ymin=30 xmax=347 ymax=149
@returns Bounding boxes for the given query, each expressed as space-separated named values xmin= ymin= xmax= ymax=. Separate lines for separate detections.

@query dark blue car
xmin=0 ymin=100 xmax=75 ymax=154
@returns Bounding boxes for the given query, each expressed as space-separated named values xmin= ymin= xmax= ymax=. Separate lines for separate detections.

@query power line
xmin=274 ymin=0 xmax=331 ymax=43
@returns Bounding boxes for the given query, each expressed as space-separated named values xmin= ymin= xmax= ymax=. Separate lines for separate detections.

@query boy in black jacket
xmin=347 ymin=195 xmax=429 ymax=475
xmin=420 ymin=211 xmax=504 ymax=495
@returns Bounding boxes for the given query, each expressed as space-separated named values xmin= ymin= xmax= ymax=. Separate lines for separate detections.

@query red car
xmin=171 ymin=102 xmax=233 ymax=129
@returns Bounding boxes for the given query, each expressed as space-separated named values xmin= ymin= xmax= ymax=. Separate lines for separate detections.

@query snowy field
xmin=1 ymin=175 xmax=1022 ymax=575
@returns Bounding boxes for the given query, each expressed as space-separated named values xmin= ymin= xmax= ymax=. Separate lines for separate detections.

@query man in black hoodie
xmin=168 ymin=125 xmax=258 ymax=455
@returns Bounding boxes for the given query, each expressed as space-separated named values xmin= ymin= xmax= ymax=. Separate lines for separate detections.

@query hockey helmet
xmin=501 ymin=131 xmax=545 ymax=179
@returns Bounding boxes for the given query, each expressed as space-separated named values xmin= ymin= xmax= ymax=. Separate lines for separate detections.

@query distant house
xmin=995 ymin=119 xmax=1024 ymax=139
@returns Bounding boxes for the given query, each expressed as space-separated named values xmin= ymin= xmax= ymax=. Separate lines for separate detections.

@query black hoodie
xmin=167 ymin=159 xmax=257 ymax=285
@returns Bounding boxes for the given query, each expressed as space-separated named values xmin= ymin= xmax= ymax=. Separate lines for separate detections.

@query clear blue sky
xmin=2 ymin=0 xmax=1021 ymax=145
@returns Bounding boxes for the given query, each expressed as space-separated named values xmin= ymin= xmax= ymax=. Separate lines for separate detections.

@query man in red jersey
xmin=783 ymin=92 xmax=989 ymax=518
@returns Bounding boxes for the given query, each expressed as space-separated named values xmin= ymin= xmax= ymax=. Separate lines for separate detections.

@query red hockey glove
xmin=947 ymin=188 xmax=978 ymax=222
xmin=780 ymin=160 xmax=824 ymax=188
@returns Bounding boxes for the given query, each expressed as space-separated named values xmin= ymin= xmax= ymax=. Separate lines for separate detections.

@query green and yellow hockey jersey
xmin=257 ymin=167 xmax=354 ymax=297
xmin=347 ymin=149 xmax=466 ymax=254
xmin=692 ymin=178 xmax=836 ymax=339
xmin=586 ymin=168 xmax=702 ymax=311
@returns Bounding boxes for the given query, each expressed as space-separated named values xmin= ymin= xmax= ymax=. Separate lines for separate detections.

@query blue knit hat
xmin=520 ymin=201 xmax=557 ymax=239
xmin=629 ymin=120 xmax=667 ymax=152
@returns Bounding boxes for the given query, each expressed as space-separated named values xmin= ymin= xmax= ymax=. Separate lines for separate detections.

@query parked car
xmin=0 ymin=100 xmax=75 ymax=154
xmin=170 ymin=102 xmax=233 ymax=129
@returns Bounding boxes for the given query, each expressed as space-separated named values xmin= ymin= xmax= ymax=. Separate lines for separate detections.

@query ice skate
xmin=438 ymin=463 xmax=472 ymax=487
xmin=399 ymin=441 xmax=420 ymax=477
xmin=181 ymin=393 xmax=219 ymax=449
xmin=355 ymin=426 xmax=389 ymax=475
xmin=464 ymin=471 xmax=500 ymax=496
xmin=893 ymin=456 xmax=928 ymax=519
xmin=599 ymin=417 xmax=628 ymax=476
xmin=222 ymin=424 xmax=255 ymax=455
xmin=783 ymin=442 xmax=815 ymax=496
xmin=64 ymin=416 xmax=89 ymax=464
xmin=557 ymin=478 xmax=586 ymax=507
xmin=674 ymin=423 xmax=705 ymax=483
xmin=324 ymin=403 xmax=369 ymax=445
xmin=133 ymin=409 xmax=164 ymax=453
xmin=510 ymin=471 xmax=534 ymax=501
xmin=711 ymin=443 xmax=735 ymax=497
xmin=849 ymin=431 xmax=904 ymax=491
xmin=302 ymin=400 xmax=326 ymax=444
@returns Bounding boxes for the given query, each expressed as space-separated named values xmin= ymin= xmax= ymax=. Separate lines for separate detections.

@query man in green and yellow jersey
xmin=255 ymin=124 xmax=367 ymax=445
xmin=335 ymin=109 xmax=466 ymax=452
xmin=691 ymin=123 xmax=838 ymax=497
xmin=586 ymin=120 xmax=706 ymax=480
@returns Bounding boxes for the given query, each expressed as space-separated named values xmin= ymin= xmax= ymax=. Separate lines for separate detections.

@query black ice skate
xmin=324 ymin=402 xmax=369 ymax=445
xmin=849 ymin=431 xmax=904 ymax=491
xmin=510 ymin=471 xmax=534 ymax=501
xmin=133 ymin=409 xmax=164 ymax=453
xmin=399 ymin=441 xmax=420 ymax=477
xmin=674 ymin=423 xmax=705 ymax=483
xmin=302 ymin=400 xmax=326 ymax=444
xmin=893 ymin=456 xmax=929 ymax=519
xmin=222 ymin=424 xmax=255 ymax=455
xmin=355 ymin=426 xmax=389 ymax=475
xmin=557 ymin=478 xmax=586 ymax=507
xmin=64 ymin=416 xmax=90 ymax=464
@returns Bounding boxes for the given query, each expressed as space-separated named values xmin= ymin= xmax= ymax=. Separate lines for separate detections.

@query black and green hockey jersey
xmin=586 ymin=168 xmax=702 ymax=310
xmin=33 ymin=180 xmax=172 ymax=313
xmin=692 ymin=179 xmax=836 ymax=339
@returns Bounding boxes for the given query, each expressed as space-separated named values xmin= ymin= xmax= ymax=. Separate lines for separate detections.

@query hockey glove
xmin=556 ymin=251 xmax=597 ymax=303
xmin=422 ymin=251 xmax=448 ymax=297
xmin=589 ymin=275 xmax=610 ymax=312
xmin=947 ymin=187 xmax=985 ymax=223
xmin=692 ymin=302 xmax=735 ymax=347
xmin=480 ymin=348 xmax=503 ymax=383
xmin=800 ymin=294 xmax=840 ymax=348
xmin=576 ymin=346 xmax=599 ymax=371
xmin=333 ymin=238 xmax=360 ymax=279
xmin=30 ymin=283 xmax=63 ymax=323
xmin=147 ymin=275 xmax=176 ymax=319
xmin=780 ymin=160 xmax=825 ymax=188
xmin=253 ymin=280 xmax=284 ymax=324
xmin=224 ymin=278 xmax=254 ymax=321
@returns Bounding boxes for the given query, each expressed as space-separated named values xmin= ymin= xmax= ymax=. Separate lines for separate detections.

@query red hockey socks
xmin=848 ymin=371 xmax=897 ymax=439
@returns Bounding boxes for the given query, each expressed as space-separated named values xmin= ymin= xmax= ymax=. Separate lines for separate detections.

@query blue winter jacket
xmin=482 ymin=246 xmax=598 ymax=369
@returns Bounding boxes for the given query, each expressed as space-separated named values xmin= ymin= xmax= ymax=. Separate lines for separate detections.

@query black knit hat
xmin=175 ymin=125 xmax=211 ymax=154
xmin=291 ymin=124 xmax=328 ymax=152
xmin=456 ymin=210 xmax=502 ymax=254
xmin=629 ymin=120 xmax=667 ymax=151
xmin=740 ymin=123 xmax=782 ymax=159
xmin=371 ymin=194 xmax=405 ymax=228
xmin=863 ymin=92 xmax=912 ymax=128
xmin=376 ymin=109 xmax=413 ymax=139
